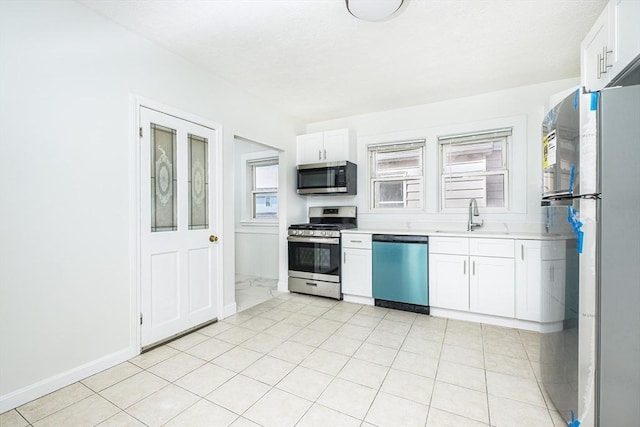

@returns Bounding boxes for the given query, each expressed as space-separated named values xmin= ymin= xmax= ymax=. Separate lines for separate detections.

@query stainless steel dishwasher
xmin=372 ymin=234 xmax=429 ymax=314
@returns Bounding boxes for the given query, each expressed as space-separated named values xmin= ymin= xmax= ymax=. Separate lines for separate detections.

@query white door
xmin=139 ymin=107 xmax=220 ymax=348
xmin=342 ymin=248 xmax=372 ymax=297
xmin=429 ymin=253 xmax=469 ymax=311
xmin=469 ymin=256 xmax=515 ymax=318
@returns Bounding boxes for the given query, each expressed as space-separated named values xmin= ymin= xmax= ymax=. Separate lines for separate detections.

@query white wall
xmin=234 ymin=138 xmax=279 ymax=279
xmin=303 ymin=79 xmax=579 ymax=233
xmin=0 ymin=0 xmax=302 ymax=411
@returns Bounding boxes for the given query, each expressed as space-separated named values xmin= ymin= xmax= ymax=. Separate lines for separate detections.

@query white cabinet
xmin=296 ymin=128 xmax=355 ymax=165
xmin=469 ymin=256 xmax=515 ymax=318
xmin=297 ymin=132 xmax=325 ymax=164
xmin=429 ymin=237 xmax=515 ymax=318
xmin=609 ymin=0 xmax=640 ymax=78
xmin=429 ymin=237 xmax=469 ymax=311
xmin=515 ymin=240 xmax=566 ymax=323
xmin=469 ymin=239 xmax=515 ymax=318
xmin=581 ymin=0 xmax=640 ymax=91
xmin=341 ymin=233 xmax=372 ymax=298
xmin=540 ymin=241 xmax=566 ymax=323
xmin=581 ymin=3 xmax=612 ymax=91
xmin=429 ymin=253 xmax=469 ymax=311
xmin=515 ymin=240 xmax=542 ymax=321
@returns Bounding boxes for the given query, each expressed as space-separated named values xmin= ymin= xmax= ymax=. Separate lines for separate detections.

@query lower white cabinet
xmin=515 ymin=240 xmax=542 ymax=321
xmin=341 ymin=233 xmax=372 ymax=297
xmin=469 ymin=255 xmax=515 ymax=317
xmin=515 ymin=240 xmax=566 ymax=323
xmin=429 ymin=237 xmax=515 ymax=317
xmin=429 ymin=253 xmax=468 ymax=311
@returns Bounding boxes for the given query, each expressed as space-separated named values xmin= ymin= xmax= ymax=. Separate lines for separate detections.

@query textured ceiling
xmin=78 ymin=0 xmax=607 ymax=123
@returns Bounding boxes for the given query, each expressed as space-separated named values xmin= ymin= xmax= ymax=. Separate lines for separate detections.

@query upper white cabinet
xmin=296 ymin=128 xmax=355 ymax=165
xmin=609 ymin=0 xmax=640 ymax=78
xmin=581 ymin=0 xmax=640 ymax=91
xmin=582 ymin=3 xmax=611 ymax=91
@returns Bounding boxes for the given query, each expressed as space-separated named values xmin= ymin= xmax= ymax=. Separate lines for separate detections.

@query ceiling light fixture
xmin=346 ymin=0 xmax=404 ymax=22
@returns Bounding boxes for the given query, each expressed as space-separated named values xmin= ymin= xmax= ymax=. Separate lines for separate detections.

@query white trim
xmin=235 ymin=227 xmax=279 ymax=235
xmin=223 ymin=302 xmax=237 ymax=319
xmin=131 ymin=95 xmax=224 ymax=349
xmin=128 ymin=94 xmax=142 ymax=359
xmin=277 ymin=280 xmax=289 ymax=293
xmin=0 ymin=347 xmax=135 ymax=413
xmin=342 ymin=294 xmax=375 ymax=306
xmin=429 ymin=307 xmax=563 ymax=333
xmin=368 ymin=142 xmax=426 ymax=211
xmin=240 ymin=150 xmax=279 ymax=223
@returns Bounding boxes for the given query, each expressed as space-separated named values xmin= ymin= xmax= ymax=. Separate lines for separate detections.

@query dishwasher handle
xmin=372 ymin=234 xmax=429 ymax=244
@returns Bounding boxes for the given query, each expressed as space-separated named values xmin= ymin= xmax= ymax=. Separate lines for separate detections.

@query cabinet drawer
xmin=469 ymin=238 xmax=514 ymax=258
xmin=342 ymin=233 xmax=372 ymax=249
xmin=429 ymin=237 xmax=469 ymax=255
xmin=542 ymin=240 xmax=566 ymax=260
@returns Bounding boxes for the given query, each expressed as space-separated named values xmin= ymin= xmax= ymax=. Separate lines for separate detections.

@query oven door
xmin=287 ymin=235 xmax=341 ymax=282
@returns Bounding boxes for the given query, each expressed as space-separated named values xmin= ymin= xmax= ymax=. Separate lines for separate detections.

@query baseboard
xmin=342 ymin=294 xmax=374 ymax=306
xmin=0 ymin=345 xmax=137 ymax=413
xmin=429 ymin=307 xmax=562 ymax=332
xmin=222 ymin=302 xmax=237 ymax=319
xmin=277 ymin=280 xmax=288 ymax=293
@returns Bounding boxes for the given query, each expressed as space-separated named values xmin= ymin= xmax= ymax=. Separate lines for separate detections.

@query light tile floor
xmin=1 ymin=293 xmax=569 ymax=427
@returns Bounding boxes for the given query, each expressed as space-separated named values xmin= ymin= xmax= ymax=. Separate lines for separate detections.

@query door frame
xmin=129 ymin=95 xmax=224 ymax=352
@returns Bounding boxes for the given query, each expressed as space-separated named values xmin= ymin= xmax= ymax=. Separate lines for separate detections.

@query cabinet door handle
xmin=318 ymin=149 xmax=322 ymax=161
xmin=597 ymin=52 xmax=603 ymax=79
xmin=463 ymin=260 xmax=466 ymax=275
xmin=350 ymin=239 xmax=362 ymax=243
xmin=521 ymin=244 xmax=524 ymax=261
xmin=343 ymin=252 xmax=346 ymax=264
xmin=323 ymin=149 xmax=327 ymax=160
xmin=306 ymin=282 xmax=318 ymax=287
xmin=472 ymin=261 xmax=475 ymax=275
xmin=603 ymin=45 xmax=613 ymax=72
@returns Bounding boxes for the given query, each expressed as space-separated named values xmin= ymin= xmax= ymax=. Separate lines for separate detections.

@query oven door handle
xmin=287 ymin=236 xmax=340 ymax=245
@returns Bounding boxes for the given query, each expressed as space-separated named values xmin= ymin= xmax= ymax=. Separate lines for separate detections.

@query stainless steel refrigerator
xmin=540 ymin=85 xmax=640 ymax=427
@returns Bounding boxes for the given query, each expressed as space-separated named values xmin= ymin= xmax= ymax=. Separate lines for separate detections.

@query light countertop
xmin=342 ymin=228 xmax=572 ymax=240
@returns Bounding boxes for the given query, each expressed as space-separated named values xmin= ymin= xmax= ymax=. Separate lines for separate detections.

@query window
xmin=369 ymin=140 xmax=425 ymax=209
xmin=248 ymin=158 xmax=278 ymax=220
xmin=439 ymin=128 xmax=511 ymax=210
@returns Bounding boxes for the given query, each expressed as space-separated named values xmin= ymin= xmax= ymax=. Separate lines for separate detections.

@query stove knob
xmin=322 ymin=231 xmax=328 ymax=236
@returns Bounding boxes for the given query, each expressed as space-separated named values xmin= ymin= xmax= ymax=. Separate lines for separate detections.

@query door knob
xmin=209 ymin=235 xmax=218 ymax=243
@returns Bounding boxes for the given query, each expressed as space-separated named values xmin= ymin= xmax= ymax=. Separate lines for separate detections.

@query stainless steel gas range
xmin=287 ymin=206 xmax=357 ymax=299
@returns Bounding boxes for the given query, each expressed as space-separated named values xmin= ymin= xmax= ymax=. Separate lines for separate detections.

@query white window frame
xmin=439 ymin=128 xmax=511 ymax=212
xmin=248 ymin=157 xmax=278 ymax=221
xmin=368 ymin=140 xmax=426 ymax=211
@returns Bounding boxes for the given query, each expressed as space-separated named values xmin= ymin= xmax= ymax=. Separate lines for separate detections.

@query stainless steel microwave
xmin=296 ymin=161 xmax=357 ymax=195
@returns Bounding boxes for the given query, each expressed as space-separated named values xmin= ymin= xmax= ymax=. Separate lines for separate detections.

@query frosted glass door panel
xmin=150 ymin=124 xmax=177 ymax=232
xmin=188 ymin=134 xmax=208 ymax=230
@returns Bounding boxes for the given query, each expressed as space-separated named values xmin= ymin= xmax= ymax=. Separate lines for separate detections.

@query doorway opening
xmin=234 ymin=136 xmax=284 ymax=312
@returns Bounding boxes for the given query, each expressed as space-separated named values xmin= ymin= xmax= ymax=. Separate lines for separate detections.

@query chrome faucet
xmin=467 ymin=198 xmax=484 ymax=231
